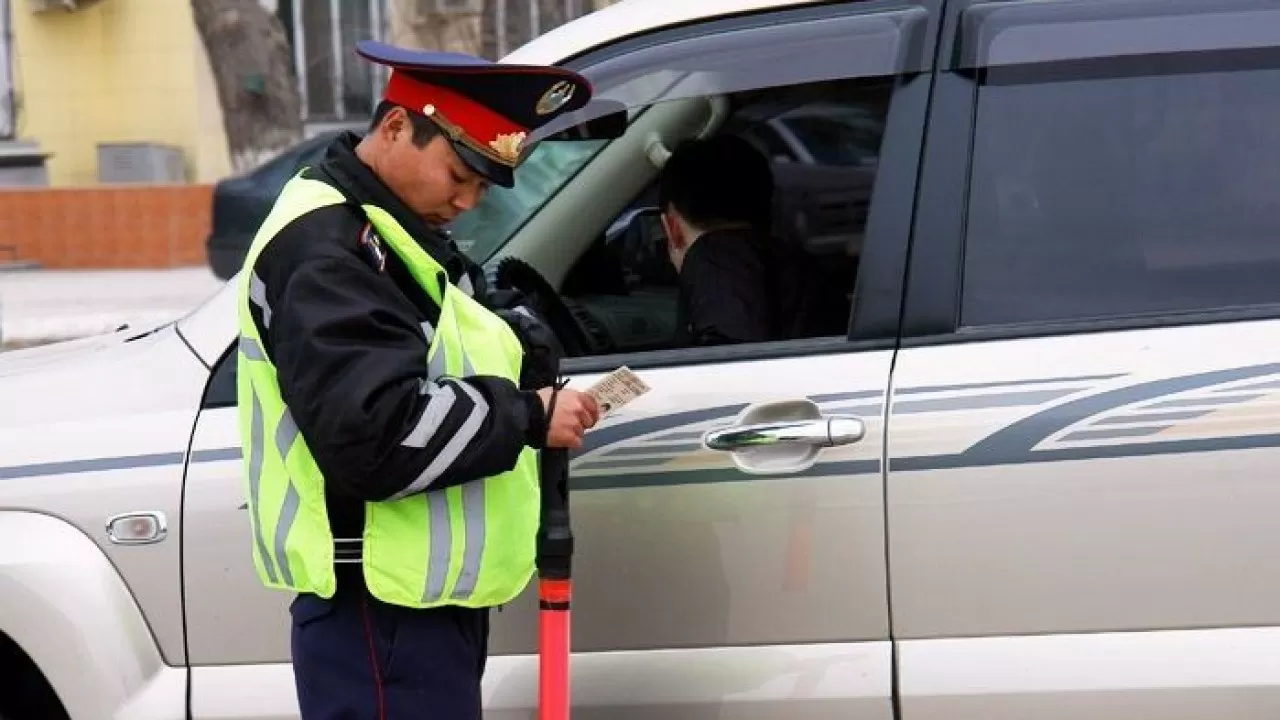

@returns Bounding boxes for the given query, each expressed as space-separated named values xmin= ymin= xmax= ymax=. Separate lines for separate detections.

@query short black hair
xmin=657 ymin=134 xmax=774 ymax=230
xmin=370 ymin=100 xmax=441 ymax=147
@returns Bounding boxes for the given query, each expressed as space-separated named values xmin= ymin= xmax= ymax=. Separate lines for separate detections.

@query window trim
xmin=900 ymin=0 xmax=1280 ymax=347
xmin=558 ymin=0 xmax=937 ymax=74
xmin=562 ymin=336 xmax=898 ymax=375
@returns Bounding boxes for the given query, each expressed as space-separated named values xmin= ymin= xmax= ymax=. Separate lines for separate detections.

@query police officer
xmin=235 ymin=40 xmax=601 ymax=719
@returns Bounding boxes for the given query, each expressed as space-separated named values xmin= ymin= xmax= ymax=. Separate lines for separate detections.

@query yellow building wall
xmin=10 ymin=0 xmax=231 ymax=187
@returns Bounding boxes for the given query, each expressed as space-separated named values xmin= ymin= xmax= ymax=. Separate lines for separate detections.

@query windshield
xmin=445 ymin=137 xmax=609 ymax=263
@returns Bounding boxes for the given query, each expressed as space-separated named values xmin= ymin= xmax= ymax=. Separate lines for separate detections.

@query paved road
xmin=0 ymin=267 xmax=226 ymax=349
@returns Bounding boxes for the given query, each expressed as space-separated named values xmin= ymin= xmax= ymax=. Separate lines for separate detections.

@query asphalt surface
xmin=0 ymin=267 xmax=225 ymax=349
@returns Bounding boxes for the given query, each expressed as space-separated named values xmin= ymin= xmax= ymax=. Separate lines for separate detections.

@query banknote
xmin=584 ymin=366 xmax=651 ymax=417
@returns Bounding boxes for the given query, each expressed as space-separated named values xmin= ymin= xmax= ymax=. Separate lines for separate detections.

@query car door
xmin=179 ymin=2 xmax=940 ymax=717
xmin=889 ymin=1 xmax=1280 ymax=717
xmin=480 ymin=3 xmax=938 ymax=717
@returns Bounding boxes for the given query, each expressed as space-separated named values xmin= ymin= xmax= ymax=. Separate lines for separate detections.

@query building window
xmin=291 ymin=0 xmax=387 ymax=124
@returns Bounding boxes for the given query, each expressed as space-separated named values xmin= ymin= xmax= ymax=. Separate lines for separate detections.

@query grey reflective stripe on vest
xmin=452 ymin=309 xmax=478 ymax=378
xmin=451 ymin=480 xmax=486 ymax=599
xmin=240 ymin=336 xmax=267 ymax=361
xmin=248 ymin=391 xmax=279 ymax=584
xmin=457 ymin=274 xmax=474 ymax=297
xmin=249 ymin=273 xmax=273 ymax=328
xmin=273 ymin=408 xmax=302 ymax=586
xmin=428 ymin=346 xmax=447 ymax=380
xmin=421 ymin=480 xmax=488 ymax=603
xmin=424 ymin=491 xmax=452 ymax=602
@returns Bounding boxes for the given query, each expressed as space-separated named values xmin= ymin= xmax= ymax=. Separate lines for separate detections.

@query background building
xmin=0 ymin=0 xmax=621 ymax=272
xmin=0 ymin=0 xmax=622 ymax=185
xmin=5 ymin=0 xmax=229 ymax=187
xmin=284 ymin=0 xmax=620 ymax=137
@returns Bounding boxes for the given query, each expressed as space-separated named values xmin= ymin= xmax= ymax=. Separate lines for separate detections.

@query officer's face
xmin=399 ymin=136 xmax=490 ymax=226
xmin=378 ymin=109 xmax=490 ymax=225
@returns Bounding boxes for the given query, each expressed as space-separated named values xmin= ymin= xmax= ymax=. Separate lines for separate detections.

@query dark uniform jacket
xmin=675 ymin=228 xmax=851 ymax=346
xmin=246 ymin=132 xmax=548 ymax=543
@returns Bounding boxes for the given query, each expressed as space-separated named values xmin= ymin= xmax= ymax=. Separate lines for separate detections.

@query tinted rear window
xmin=960 ymin=52 xmax=1280 ymax=327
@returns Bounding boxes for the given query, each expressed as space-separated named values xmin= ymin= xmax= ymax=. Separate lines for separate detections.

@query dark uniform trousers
xmin=290 ymin=569 xmax=490 ymax=720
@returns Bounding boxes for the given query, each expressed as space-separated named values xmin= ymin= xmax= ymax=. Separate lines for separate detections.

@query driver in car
xmin=657 ymin=134 xmax=849 ymax=347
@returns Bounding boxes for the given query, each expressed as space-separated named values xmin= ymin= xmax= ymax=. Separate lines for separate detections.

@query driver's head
xmin=657 ymin=134 xmax=774 ymax=271
xmin=351 ymin=41 xmax=594 ymax=227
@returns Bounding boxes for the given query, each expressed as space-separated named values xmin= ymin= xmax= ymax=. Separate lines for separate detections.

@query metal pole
xmin=496 ymin=0 xmax=508 ymax=58
xmin=330 ymin=0 xmax=344 ymax=120
xmin=370 ymin=0 xmax=384 ymax=115
xmin=530 ymin=0 xmax=541 ymax=42
xmin=292 ymin=0 xmax=309 ymax=122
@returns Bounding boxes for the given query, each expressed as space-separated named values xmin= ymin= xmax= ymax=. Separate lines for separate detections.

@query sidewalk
xmin=0 ymin=267 xmax=227 ymax=348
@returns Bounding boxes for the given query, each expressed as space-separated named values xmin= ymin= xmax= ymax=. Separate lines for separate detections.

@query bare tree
xmin=191 ymin=0 xmax=304 ymax=174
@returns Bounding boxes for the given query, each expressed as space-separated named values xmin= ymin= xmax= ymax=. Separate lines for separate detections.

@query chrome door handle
xmin=703 ymin=416 xmax=865 ymax=451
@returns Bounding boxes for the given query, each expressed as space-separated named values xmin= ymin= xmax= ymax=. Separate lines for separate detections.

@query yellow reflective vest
xmin=236 ymin=174 xmax=540 ymax=609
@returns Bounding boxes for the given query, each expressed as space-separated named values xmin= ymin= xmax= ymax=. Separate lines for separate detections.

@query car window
xmin=741 ymin=125 xmax=798 ymax=163
xmin=958 ymin=0 xmax=1280 ymax=328
xmin=549 ymin=3 xmax=925 ymax=359
xmin=451 ymin=4 xmax=928 ymax=269
xmin=780 ymin=113 xmax=883 ymax=167
xmin=446 ymin=137 xmax=610 ymax=263
xmin=559 ymin=78 xmax=894 ymax=357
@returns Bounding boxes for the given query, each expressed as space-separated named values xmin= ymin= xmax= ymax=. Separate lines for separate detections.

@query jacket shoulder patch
xmin=358 ymin=222 xmax=388 ymax=273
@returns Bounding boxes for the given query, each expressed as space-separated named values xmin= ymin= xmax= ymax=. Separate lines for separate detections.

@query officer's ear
xmin=374 ymin=106 xmax=412 ymax=145
xmin=660 ymin=209 xmax=684 ymax=251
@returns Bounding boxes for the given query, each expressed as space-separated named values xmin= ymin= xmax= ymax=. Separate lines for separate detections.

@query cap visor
xmin=451 ymin=140 xmax=515 ymax=189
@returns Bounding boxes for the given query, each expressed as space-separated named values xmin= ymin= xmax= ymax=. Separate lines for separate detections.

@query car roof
xmin=502 ymin=0 xmax=828 ymax=66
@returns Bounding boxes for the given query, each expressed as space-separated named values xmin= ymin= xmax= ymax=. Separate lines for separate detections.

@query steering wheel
xmin=490 ymin=257 xmax=594 ymax=358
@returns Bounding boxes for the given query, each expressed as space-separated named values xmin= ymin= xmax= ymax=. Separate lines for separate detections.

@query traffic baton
xmin=537 ymin=382 xmax=574 ymax=720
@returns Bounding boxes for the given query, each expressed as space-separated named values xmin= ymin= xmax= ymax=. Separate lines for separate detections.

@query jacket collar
xmin=313 ymin=132 xmax=471 ymax=283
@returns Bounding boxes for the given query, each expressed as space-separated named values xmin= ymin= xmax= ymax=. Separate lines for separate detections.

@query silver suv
xmin=4 ymin=0 xmax=1280 ymax=717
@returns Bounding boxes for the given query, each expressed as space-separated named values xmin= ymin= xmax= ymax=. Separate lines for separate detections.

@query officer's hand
xmin=537 ymin=388 xmax=600 ymax=449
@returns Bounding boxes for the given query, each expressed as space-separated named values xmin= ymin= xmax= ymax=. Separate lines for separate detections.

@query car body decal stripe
xmin=893 ymin=374 xmax=1124 ymax=395
xmin=0 ymin=452 xmax=187 ymax=480
xmin=1060 ymin=426 xmax=1171 ymax=442
xmin=960 ymin=363 xmax=1280 ymax=464
xmin=1143 ymin=394 xmax=1263 ymax=411
xmin=6 ymin=369 xmax=1273 ymax=486
xmin=1092 ymin=410 xmax=1210 ymax=425
xmin=5 ymin=425 xmax=1280 ymax=487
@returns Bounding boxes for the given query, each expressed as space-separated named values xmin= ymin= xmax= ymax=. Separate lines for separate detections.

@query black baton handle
xmin=537 ymin=377 xmax=574 ymax=581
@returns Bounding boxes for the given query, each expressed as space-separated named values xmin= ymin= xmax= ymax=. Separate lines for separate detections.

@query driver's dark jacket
xmin=676 ymin=227 xmax=850 ymax=346
xmin=246 ymin=132 xmax=548 ymax=543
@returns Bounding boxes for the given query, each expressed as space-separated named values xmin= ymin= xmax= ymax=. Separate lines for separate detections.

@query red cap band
xmin=383 ymin=69 xmax=529 ymax=166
